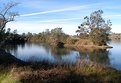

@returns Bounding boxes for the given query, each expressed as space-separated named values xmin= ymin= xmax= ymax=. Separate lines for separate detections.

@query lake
xmin=5 ymin=41 xmax=121 ymax=70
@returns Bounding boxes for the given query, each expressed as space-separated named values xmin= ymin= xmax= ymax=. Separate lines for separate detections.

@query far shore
xmin=64 ymin=44 xmax=113 ymax=49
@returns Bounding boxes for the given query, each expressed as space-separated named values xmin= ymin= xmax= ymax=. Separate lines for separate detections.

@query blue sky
xmin=1 ymin=0 xmax=121 ymax=35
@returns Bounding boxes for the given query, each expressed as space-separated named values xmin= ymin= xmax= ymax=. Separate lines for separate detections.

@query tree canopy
xmin=76 ymin=10 xmax=112 ymax=45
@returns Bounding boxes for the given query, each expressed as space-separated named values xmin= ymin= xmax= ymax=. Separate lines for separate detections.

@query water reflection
xmin=50 ymin=47 xmax=71 ymax=56
xmin=3 ymin=42 xmax=121 ymax=70
xmin=4 ymin=43 xmax=80 ymax=65
xmin=4 ymin=43 xmax=111 ymax=66
xmin=3 ymin=43 xmax=25 ymax=55
xmin=89 ymin=49 xmax=110 ymax=65
xmin=78 ymin=48 xmax=110 ymax=65
xmin=108 ymin=42 xmax=121 ymax=70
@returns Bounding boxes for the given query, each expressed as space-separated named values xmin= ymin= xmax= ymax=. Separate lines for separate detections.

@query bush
xmin=89 ymin=28 xmax=109 ymax=46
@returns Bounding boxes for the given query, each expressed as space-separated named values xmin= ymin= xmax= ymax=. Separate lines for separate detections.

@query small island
xmin=25 ymin=10 xmax=112 ymax=50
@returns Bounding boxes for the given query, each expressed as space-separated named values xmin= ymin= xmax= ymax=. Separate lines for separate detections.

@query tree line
xmin=0 ymin=1 xmax=112 ymax=47
xmin=0 ymin=1 xmax=25 ymax=45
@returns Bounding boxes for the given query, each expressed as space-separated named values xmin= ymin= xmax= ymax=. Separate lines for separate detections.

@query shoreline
xmin=1 ymin=46 xmax=121 ymax=82
xmin=64 ymin=44 xmax=113 ymax=50
xmin=0 ymin=48 xmax=25 ymax=65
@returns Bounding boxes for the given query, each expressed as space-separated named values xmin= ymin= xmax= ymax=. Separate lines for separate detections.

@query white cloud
xmin=6 ymin=22 xmax=78 ymax=35
xmin=6 ymin=20 xmax=121 ymax=36
xmin=111 ymin=24 xmax=121 ymax=33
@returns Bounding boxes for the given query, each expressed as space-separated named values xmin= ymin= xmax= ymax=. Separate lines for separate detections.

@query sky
xmin=1 ymin=0 xmax=121 ymax=35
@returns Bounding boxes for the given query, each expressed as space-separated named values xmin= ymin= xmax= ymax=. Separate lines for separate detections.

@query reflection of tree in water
xmin=2 ymin=44 xmax=17 ymax=52
xmin=2 ymin=43 xmax=25 ymax=56
xmin=79 ymin=52 xmax=89 ymax=60
xmin=78 ymin=48 xmax=110 ymax=65
xmin=40 ymin=44 xmax=50 ymax=53
xmin=89 ymin=49 xmax=110 ymax=65
xmin=51 ymin=47 xmax=71 ymax=56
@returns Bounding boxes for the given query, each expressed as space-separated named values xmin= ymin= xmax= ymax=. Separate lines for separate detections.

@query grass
xmin=0 ymin=60 xmax=121 ymax=83
xmin=0 ymin=71 xmax=10 ymax=83
xmin=0 ymin=65 xmax=21 ymax=83
xmin=65 ymin=38 xmax=113 ymax=49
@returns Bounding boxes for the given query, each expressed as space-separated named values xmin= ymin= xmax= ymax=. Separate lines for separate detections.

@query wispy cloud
xmin=20 ymin=4 xmax=90 ymax=17
xmin=19 ymin=13 xmax=121 ymax=23
xmin=36 ymin=17 xmax=81 ymax=23
xmin=41 ymin=14 xmax=121 ymax=23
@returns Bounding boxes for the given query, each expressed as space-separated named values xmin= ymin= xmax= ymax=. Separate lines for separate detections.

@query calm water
xmin=108 ymin=42 xmax=121 ymax=70
xmin=5 ymin=42 xmax=121 ymax=70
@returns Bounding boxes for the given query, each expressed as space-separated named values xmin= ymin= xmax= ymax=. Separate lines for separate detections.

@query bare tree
xmin=0 ymin=1 xmax=19 ymax=32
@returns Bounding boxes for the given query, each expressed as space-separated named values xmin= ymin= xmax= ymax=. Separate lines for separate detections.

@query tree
xmin=76 ymin=10 xmax=112 ymax=45
xmin=50 ymin=27 xmax=63 ymax=41
xmin=0 ymin=1 xmax=19 ymax=43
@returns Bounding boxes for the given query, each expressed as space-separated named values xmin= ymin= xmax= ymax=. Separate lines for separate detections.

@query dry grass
xmin=0 ymin=60 xmax=121 ymax=83
xmin=65 ymin=38 xmax=113 ymax=49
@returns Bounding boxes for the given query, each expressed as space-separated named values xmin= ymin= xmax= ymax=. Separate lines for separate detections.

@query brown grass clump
xmin=75 ymin=39 xmax=94 ymax=46
xmin=65 ymin=38 xmax=112 ymax=49
xmin=2 ymin=60 xmax=120 ymax=83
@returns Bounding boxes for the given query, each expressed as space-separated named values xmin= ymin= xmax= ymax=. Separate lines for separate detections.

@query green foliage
xmin=0 ymin=29 xmax=6 ymax=43
xmin=27 ymin=28 xmax=69 ymax=45
xmin=89 ymin=28 xmax=110 ymax=45
xmin=0 ymin=29 xmax=25 ymax=45
xmin=76 ymin=10 xmax=112 ymax=45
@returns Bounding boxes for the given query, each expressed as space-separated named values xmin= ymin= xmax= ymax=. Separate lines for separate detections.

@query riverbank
xmin=0 ymin=59 xmax=121 ymax=83
xmin=0 ymin=48 xmax=24 ymax=65
xmin=64 ymin=44 xmax=113 ymax=50
xmin=64 ymin=38 xmax=113 ymax=50
xmin=50 ymin=38 xmax=113 ymax=49
xmin=0 ymin=49 xmax=121 ymax=83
